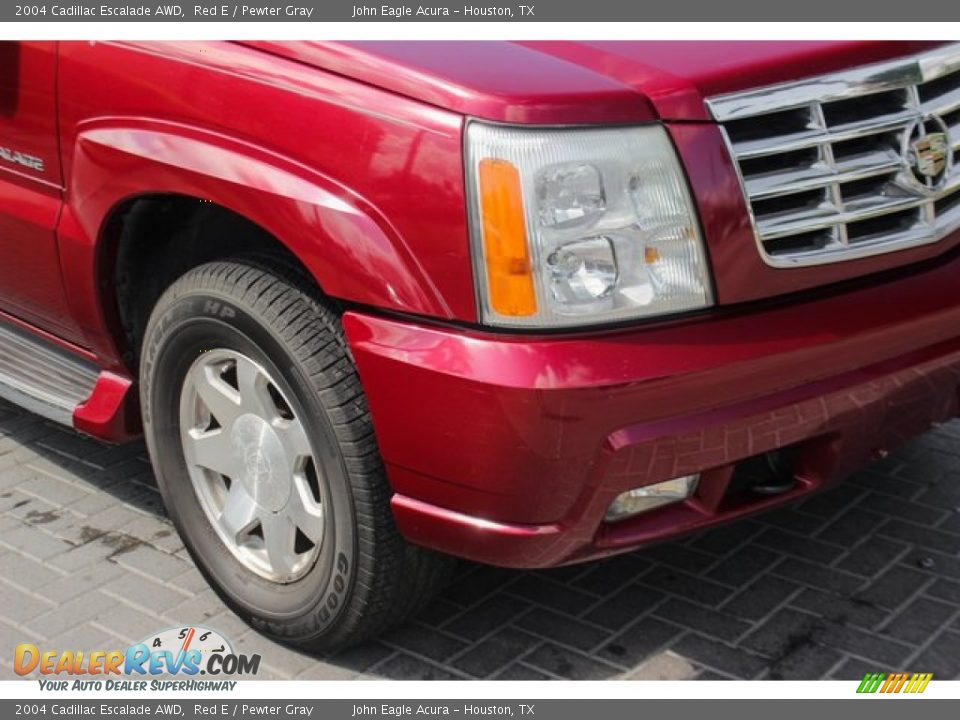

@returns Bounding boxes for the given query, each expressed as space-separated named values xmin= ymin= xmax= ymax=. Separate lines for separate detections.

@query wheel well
xmin=105 ymin=194 xmax=317 ymax=372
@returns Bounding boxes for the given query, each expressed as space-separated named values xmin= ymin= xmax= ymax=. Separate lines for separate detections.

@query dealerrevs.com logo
xmin=14 ymin=626 xmax=260 ymax=691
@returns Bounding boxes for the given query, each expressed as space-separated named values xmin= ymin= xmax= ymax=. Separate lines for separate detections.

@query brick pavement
xmin=0 ymin=398 xmax=958 ymax=681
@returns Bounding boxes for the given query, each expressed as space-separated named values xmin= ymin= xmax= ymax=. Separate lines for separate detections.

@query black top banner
xmin=4 ymin=0 xmax=960 ymax=22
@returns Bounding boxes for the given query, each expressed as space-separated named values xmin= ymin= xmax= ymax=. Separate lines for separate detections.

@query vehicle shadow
xmin=3 ymin=399 xmax=958 ymax=681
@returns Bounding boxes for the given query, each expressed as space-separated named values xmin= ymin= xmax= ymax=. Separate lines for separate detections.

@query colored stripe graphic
xmin=858 ymin=672 xmax=932 ymax=694
xmin=908 ymin=673 xmax=933 ymax=693
xmin=857 ymin=672 xmax=885 ymax=693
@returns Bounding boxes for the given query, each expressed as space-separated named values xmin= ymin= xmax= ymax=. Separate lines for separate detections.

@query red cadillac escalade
xmin=0 ymin=40 xmax=957 ymax=649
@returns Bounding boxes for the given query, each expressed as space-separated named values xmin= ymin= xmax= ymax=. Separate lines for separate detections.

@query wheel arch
xmin=60 ymin=118 xmax=450 ymax=371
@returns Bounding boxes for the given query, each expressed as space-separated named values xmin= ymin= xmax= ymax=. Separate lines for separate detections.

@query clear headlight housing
xmin=466 ymin=122 xmax=713 ymax=328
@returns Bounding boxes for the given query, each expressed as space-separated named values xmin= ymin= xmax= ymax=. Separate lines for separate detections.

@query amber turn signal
xmin=477 ymin=159 xmax=537 ymax=317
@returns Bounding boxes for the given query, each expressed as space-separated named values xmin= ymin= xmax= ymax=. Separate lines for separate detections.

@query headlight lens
xmin=466 ymin=123 xmax=713 ymax=328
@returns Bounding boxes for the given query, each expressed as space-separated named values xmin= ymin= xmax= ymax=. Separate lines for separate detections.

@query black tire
xmin=139 ymin=259 xmax=454 ymax=651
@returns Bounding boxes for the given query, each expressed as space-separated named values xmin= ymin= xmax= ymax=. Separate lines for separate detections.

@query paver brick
xmin=17 ymin=471 xmax=91 ymax=506
xmin=450 ymin=628 xmax=541 ymax=678
xmin=43 ymin=623 xmax=128 ymax=652
xmin=0 ymin=550 xmax=64 ymax=590
xmin=372 ymin=653 xmax=463 ymax=680
xmin=581 ymin=582 xmax=664 ymax=630
xmin=101 ymin=573 xmax=193 ymax=615
xmin=796 ymin=483 xmax=865 ymax=518
xmin=880 ymin=596 xmax=957 ymax=645
xmin=507 ymin=574 xmax=596 ymax=615
xmin=653 ymin=599 xmax=750 ymax=643
xmin=772 ymin=558 xmax=863 ymax=595
xmin=902 ymin=548 xmax=960 ymax=580
xmin=829 ymin=656 xmax=877 ymax=680
xmin=855 ymin=565 xmax=932 ymax=610
xmin=95 ymin=602 xmax=170 ymax=644
xmin=756 ymin=528 xmax=844 ymax=564
xmin=859 ymin=492 xmax=949 ymax=525
xmin=620 ymin=650 xmax=699 ymax=680
xmin=688 ymin=520 xmax=762 ymax=555
xmin=789 ymin=588 xmax=887 ymax=630
xmin=756 ymin=508 xmax=826 ymax=536
xmin=0 ymin=578 xmax=56 ymax=626
xmin=706 ymin=545 xmax=781 ymax=587
xmin=0 ymin=522 xmax=72 ymax=561
xmin=850 ymin=470 xmax=921 ymax=500
xmin=514 ymin=608 xmax=610 ymax=652
xmin=491 ymin=663 xmax=551 ymax=680
xmin=114 ymin=543 xmax=192 ymax=581
xmin=323 ymin=640 xmax=394 ymax=673
xmin=1 ymin=397 xmax=958 ymax=680
xmin=442 ymin=594 xmax=531 ymax=641
xmin=524 ymin=643 xmax=621 ymax=680
xmin=836 ymin=537 xmax=908 ymax=578
xmin=572 ymin=555 xmax=652 ymax=595
xmin=38 ymin=561 xmax=126 ymax=603
xmin=927 ymin=578 xmax=960 ymax=603
xmin=231 ymin=631 xmax=318 ymax=679
xmin=721 ymin=575 xmax=800 ymax=621
xmin=381 ymin=623 xmax=467 ymax=663
xmin=640 ymin=566 xmax=733 ymax=606
xmin=643 ymin=545 xmax=717 ymax=574
xmin=25 ymin=590 xmax=119 ymax=637
xmin=166 ymin=567 xmax=214 ymax=596
xmin=600 ymin=617 xmax=683 ymax=667
xmin=879 ymin=520 xmax=960 ymax=554
xmin=670 ymin=634 xmax=768 ymax=679
xmin=45 ymin=532 xmax=133 ymax=571
xmin=815 ymin=623 xmax=913 ymax=666
xmin=740 ymin=608 xmax=824 ymax=659
xmin=816 ymin=507 xmax=888 ymax=546
xmin=765 ymin=643 xmax=844 ymax=680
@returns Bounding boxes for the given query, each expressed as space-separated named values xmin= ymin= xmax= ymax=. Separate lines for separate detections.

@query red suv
xmin=0 ymin=40 xmax=957 ymax=649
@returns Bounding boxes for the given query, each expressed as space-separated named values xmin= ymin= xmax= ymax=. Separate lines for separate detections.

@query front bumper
xmin=343 ymin=252 xmax=960 ymax=568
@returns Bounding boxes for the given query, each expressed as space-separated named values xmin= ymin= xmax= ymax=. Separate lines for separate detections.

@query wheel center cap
xmin=231 ymin=414 xmax=291 ymax=513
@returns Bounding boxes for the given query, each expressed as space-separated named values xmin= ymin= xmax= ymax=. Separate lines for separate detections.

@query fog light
xmin=604 ymin=474 xmax=699 ymax=522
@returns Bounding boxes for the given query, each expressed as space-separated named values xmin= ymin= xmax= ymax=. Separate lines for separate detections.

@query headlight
xmin=466 ymin=122 xmax=713 ymax=328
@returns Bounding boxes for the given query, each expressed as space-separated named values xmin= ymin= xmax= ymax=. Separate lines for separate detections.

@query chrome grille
xmin=707 ymin=44 xmax=960 ymax=267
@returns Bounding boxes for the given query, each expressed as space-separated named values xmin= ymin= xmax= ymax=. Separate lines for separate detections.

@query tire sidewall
xmin=141 ymin=288 xmax=356 ymax=641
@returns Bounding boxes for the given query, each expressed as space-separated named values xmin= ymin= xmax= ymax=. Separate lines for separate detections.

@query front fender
xmin=59 ymin=118 xmax=452 ymax=364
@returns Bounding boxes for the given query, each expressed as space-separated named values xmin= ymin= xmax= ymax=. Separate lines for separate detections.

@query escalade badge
xmin=0 ymin=145 xmax=44 ymax=172
xmin=904 ymin=116 xmax=951 ymax=190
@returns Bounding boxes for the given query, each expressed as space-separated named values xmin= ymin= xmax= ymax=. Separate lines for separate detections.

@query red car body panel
xmin=345 ymin=248 xmax=960 ymax=566
xmin=247 ymin=40 xmax=939 ymax=122
xmin=0 ymin=42 xmax=85 ymax=342
xmin=0 ymin=40 xmax=958 ymax=568
xmin=73 ymin=371 xmax=139 ymax=441
xmin=55 ymin=40 xmax=476 ymax=370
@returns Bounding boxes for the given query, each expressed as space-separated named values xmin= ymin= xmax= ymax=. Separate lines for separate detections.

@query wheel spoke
xmin=275 ymin=417 xmax=312 ymax=461
xmin=236 ymin=357 xmax=277 ymax=419
xmin=287 ymin=474 xmax=324 ymax=543
xmin=192 ymin=363 xmax=241 ymax=427
xmin=183 ymin=428 xmax=236 ymax=478
xmin=262 ymin=513 xmax=297 ymax=576
xmin=220 ymin=483 xmax=259 ymax=541
xmin=180 ymin=346 xmax=327 ymax=584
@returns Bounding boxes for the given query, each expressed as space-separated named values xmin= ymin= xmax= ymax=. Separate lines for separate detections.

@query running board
xmin=0 ymin=320 xmax=99 ymax=426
